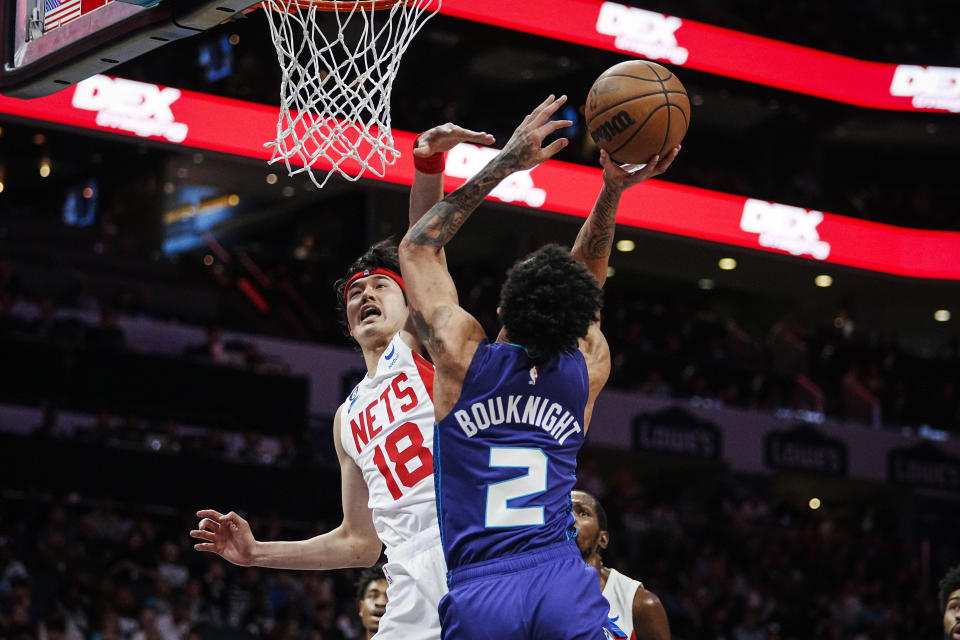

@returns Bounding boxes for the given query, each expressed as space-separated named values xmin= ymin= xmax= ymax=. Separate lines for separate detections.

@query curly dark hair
xmin=498 ymin=244 xmax=602 ymax=360
xmin=940 ymin=563 xmax=960 ymax=612
xmin=355 ymin=562 xmax=387 ymax=602
xmin=334 ymin=239 xmax=405 ymax=340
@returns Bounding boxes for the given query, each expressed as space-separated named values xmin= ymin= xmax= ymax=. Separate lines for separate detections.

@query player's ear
xmin=598 ymin=530 xmax=609 ymax=552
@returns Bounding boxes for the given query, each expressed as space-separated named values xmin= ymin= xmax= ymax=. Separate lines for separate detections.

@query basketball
xmin=585 ymin=60 xmax=690 ymax=164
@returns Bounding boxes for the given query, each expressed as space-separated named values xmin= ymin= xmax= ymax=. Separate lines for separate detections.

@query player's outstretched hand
xmin=190 ymin=509 xmax=257 ymax=566
xmin=414 ymin=123 xmax=495 ymax=157
xmin=499 ymin=94 xmax=574 ymax=173
xmin=600 ymin=145 xmax=680 ymax=192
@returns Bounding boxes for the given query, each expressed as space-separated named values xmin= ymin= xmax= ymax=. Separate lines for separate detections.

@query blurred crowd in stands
xmin=0 ymin=495 xmax=365 ymax=640
xmin=576 ymin=455 xmax=949 ymax=640
xmin=0 ymin=447 xmax=950 ymax=640
xmin=2 ymin=249 xmax=958 ymax=433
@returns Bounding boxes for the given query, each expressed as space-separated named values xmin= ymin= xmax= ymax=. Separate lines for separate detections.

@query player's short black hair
xmin=498 ymin=244 xmax=602 ymax=361
xmin=592 ymin=495 xmax=609 ymax=532
xmin=355 ymin=562 xmax=387 ymax=602
xmin=335 ymin=239 xmax=405 ymax=339
xmin=940 ymin=563 xmax=960 ymax=612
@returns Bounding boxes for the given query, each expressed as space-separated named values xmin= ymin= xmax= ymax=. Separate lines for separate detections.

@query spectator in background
xmin=0 ymin=255 xmax=20 ymax=298
xmin=571 ymin=491 xmax=670 ymax=640
xmin=355 ymin=565 xmax=388 ymax=640
xmin=184 ymin=325 xmax=230 ymax=364
xmin=293 ymin=233 xmax=319 ymax=262
xmin=942 ymin=564 xmax=960 ymax=640
xmin=86 ymin=304 xmax=126 ymax=351
xmin=0 ymin=537 xmax=28 ymax=597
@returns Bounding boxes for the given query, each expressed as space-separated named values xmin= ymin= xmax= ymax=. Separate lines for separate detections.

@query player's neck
xmin=598 ymin=564 xmax=611 ymax=591
xmin=586 ymin=554 xmax=607 ymax=586
xmin=360 ymin=336 xmax=392 ymax=376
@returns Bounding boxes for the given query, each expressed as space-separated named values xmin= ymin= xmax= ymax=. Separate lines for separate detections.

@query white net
xmin=262 ymin=0 xmax=440 ymax=188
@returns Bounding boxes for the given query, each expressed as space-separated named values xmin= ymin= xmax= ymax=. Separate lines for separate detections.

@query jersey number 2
xmin=485 ymin=447 xmax=547 ymax=528
xmin=372 ymin=421 xmax=434 ymax=500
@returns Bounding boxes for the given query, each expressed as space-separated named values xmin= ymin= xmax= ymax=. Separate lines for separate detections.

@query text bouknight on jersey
xmin=740 ymin=199 xmax=831 ymax=260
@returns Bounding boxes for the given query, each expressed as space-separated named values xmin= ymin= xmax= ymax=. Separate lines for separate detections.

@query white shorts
xmin=376 ymin=528 xmax=447 ymax=640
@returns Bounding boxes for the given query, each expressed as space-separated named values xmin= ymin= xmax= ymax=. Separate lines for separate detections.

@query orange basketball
xmin=585 ymin=60 xmax=690 ymax=164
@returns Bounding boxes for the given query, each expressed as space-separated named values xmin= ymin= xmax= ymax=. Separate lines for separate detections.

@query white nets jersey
xmin=603 ymin=568 xmax=643 ymax=640
xmin=339 ymin=332 xmax=439 ymax=552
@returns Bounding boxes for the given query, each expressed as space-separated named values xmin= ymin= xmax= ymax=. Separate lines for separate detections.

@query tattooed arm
xmin=574 ymin=146 xmax=681 ymax=432
xmin=571 ymin=146 xmax=681 ymax=287
xmin=399 ymin=95 xmax=572 ymax=418
xmin=401 ymin=124 xmax=495 ymax=355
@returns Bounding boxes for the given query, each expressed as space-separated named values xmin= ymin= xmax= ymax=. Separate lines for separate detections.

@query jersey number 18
xmin=372 ymin=421 xmax=434 ymax=500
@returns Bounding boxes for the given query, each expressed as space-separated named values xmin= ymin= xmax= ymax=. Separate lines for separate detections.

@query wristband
xmin=413 ymin=135 xmax=446 ymax=174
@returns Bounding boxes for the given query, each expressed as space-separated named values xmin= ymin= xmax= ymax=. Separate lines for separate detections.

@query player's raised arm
xmin=571 ymin=146 xmax=680 ymax=287
xmin=409 ymin=123 xmax=495 ymax=228
xmin=572 ymin=146 xmax=679 ymax=431
xmin=399 ymin=96 xmax=571 ymax=374
xmin=403 ymin=123 xmax=496 ymax=345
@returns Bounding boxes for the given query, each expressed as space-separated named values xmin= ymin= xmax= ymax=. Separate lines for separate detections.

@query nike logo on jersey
xmin=385 ymin=344 xmax=396 ymax=362
xmin=452 ymin=394 xmax=582 ymax=444
xmin=350 ymin=372 xmax=420 ymax=453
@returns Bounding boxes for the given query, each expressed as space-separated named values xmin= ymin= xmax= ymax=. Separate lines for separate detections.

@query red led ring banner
xmin=1 ymin=76 xmax=959 ymax=279
xmin=436 ymin=0 xmax=960 ymax=114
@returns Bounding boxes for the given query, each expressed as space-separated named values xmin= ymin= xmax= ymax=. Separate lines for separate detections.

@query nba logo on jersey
xmin=382 ymin=565 xmax=394 ymax=586
xmin=528 ymin=365 xmax=539 ymax=385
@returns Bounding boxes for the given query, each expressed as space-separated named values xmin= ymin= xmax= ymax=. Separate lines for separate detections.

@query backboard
xmin=1 ymin=0 xmax=259 ymax=99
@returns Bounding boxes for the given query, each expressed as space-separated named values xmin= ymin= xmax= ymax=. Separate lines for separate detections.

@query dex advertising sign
xmin=3 ymin=77 xmax=960 ymax=279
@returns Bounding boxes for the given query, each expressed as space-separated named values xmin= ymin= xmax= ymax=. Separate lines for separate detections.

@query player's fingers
xmin=194 ymin=543 xmax=217 ymax=553
xmin=636 ymin=155 xmax=661 ymax=176
xmin=599 ymin=149 xmax=624 ymax=172
xmin=527 ymin=94 xmax=557 ymax=123
xmin=196 ymin=509 xmax=224 ymax=520
xmin=541 ymin=119 xmax=574 ymax=135
xmin=219 ymin=511 xmax=245 ymax=529
xmin=653 ymin=145 xmax=681 ymax=172
xmin=190 ymin=529 xmax=217 ymax=542
xmin=534 ymin=95 xmax=568 ymax=125
xmin=540 ymin=137 xmax=569 ymax=159
xmin=462 ymin=131 xmax=496 ymax=145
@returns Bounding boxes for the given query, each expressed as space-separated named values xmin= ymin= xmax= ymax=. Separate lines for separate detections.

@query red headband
xmin=345 ymin=267 xmax=405 ymax=296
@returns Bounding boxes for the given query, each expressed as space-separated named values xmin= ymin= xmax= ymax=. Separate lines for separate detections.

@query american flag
xmin=44 ymin=0 xmax=84 ymax=31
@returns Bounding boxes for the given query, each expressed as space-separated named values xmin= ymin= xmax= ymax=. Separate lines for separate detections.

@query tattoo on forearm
xmin=575 ymin=186 xmax=621 ymax=259
xmin=407 ymin=133 xmax=533 ymax=248
xmin=410 ymin=306 xmax=450 ymax=356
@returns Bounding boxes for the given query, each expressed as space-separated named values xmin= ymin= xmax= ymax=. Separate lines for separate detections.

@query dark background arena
xmin=1 ymin=1 xmax=959 ymax=638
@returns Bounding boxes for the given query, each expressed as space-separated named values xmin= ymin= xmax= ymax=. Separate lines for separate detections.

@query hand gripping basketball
xmin=599 ymin=145 xmax=681 ymax=192
xmin=498 ymin=95 xmax=574 ymax=173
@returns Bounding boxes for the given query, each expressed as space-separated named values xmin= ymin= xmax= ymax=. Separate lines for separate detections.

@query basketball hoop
xmin=260 ymin=0 xmax=440 ymax=188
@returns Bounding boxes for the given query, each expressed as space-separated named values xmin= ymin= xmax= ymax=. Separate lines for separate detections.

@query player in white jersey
xmin=189 ymin=124 xmax=495 ymax=640
xmin=572 ymin=490 xmax=671 ymax=640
